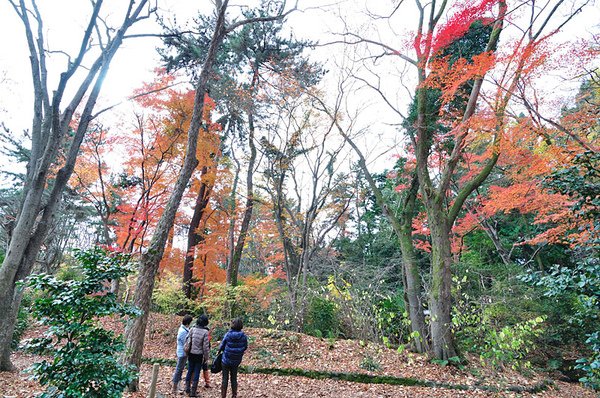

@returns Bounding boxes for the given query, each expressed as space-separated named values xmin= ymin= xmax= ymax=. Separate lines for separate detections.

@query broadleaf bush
xmin=22 ymin=247 xmax=140 ymax=398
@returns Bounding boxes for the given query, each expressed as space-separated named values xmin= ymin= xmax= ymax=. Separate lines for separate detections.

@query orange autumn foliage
xmin=452 ymin=106 xmax=597 ymax=250
xmin=418 ymin=24 xmax=598 ymax=253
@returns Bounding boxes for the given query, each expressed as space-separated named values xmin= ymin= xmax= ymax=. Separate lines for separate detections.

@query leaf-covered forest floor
xmin=1 ymin=313 xmax=596 ymax=398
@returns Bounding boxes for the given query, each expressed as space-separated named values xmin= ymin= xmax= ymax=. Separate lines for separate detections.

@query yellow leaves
xmin=326 ymin=275 xmax=352 ymax=301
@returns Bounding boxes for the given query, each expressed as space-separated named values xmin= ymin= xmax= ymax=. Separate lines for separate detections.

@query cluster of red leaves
xmin=431 ymin=0 xmax=497 ymax=55
xmin=453 ymin=106 xmax=596 ymax=248
xmin=412 ymin=212 xmax=432 ymax=252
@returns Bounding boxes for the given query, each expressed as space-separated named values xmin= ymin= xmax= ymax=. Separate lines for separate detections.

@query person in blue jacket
xmin=172 ymin=314 xmax=193 ymax=394
xmin=218 ymin=318 xmax=248 ymax=398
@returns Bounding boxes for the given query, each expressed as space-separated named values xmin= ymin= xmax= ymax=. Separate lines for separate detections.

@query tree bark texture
xmin=333 ymin=120 xmax=429 ymax=354
xmin=398 ymin=180 xmax=429 ymax=353
xmin=0 ymin=0 xmax=149 ymax=370
xmin=226 ymin=98 xmax=257 ymax=287
xmin=183 ymin=167 xmax=213 ymax=299
xmin=414 ymin=80 xmax=459 ymax=359
xmin=427 ymin=212 xmax=457 ymax=360
xmin=123 ymin=2 xmax=230 ymax=390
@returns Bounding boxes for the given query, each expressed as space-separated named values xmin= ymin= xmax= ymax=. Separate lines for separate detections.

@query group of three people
xmin=172 ymin=314 xmax=248 ymax=398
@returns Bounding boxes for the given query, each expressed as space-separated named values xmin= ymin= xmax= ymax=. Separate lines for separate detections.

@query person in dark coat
xmin=218 ymin=318 xmax=248 ymax=398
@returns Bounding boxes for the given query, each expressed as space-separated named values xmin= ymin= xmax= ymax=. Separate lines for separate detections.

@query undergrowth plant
xmin=359 ymin=355 xmax=382 ymax=372
xmin=453 ymin=274 xmax=545 ymax=370
xmin=11 ymin=292 xmax=31 ymax=349
xmin=576 ymin=331 xmax=600 ymax=390
xmin=304 ymin=296 xmax=339 ymax=338
xmin=22 ymin=247 xmax=140 ymax=398
xmin=152 ymin=270 xmax=200 ymax=315
xmin=478 ymin=317 xmax=545 ymax=369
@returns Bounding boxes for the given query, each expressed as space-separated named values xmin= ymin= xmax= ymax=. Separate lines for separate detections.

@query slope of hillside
xmin=0 ymin=313 xmax=596 ymax=398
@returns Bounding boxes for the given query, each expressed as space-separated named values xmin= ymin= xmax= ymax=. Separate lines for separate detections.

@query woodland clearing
xmin=0 ymin=314 xmax=595 ymax=398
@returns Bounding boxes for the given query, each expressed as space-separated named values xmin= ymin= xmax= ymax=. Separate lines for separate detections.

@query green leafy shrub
xmin=359 ymin=355 xmax=381 ymax=372
xmin=478 ymin=317 xmax=545 ymax=369
xmin=521 ymin=258 xmax=600 ymax=389
xmin=152 ymin=271 xmax=200 ymax=315
xmin=373 ymin=291 xmax=407 ymax=346
xmin=576 ymin=331 xmax=600 ymax=390
xmin=537 ymin=151 xmax=600 ymax=389
xmin=453 ymin=271 xmax=546 ymax=370
xmin=304 ymin=296 xmax=338 ymax=338
xmin=22 ymin=247 xmax=140 ymax=398
xmin=456 ymin=307 xmax=544 ymax=369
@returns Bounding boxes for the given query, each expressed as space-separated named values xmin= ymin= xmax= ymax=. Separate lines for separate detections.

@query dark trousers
xmin=172 ymin=355 xmax=187 ymax=384
xmin=222 ymin=362 xmax=239 ymax=395
xmin=185 ymin=353 xmax=204 ymax=395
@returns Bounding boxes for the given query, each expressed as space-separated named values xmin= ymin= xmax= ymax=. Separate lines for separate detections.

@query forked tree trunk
xmin=414 ymin=78 xmax=460 ymax=358
xmin=410 ymin=0 xmax=507 ymax=361
xmin=0 ymin=0 xmax=149 ymax=370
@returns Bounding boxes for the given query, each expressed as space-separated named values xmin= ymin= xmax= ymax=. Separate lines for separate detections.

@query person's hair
xmin=182 ymin=314 xmax=193 ymax=326
xmin=231 ymin=318 xmax=243 ymax=331
xmin=197 ymin=314 xmax=209 ymax=327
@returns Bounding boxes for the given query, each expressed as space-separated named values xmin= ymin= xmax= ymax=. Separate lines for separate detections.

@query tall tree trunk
xmin=398 ymin=181 xmax=429 ymax=353
xmin=427 ymin=211 xmax=457 ymax=360
xmin=227 ymin=63 xmax=260 ymax=287
xmin=183 ymin=167 xmax=212 ymax=299
xmin=270 ymin=179 xmax=302 ymax=328
xmin=0 ymin=289 xmax=23 ymax=371
xmin=331 ymin=122 xmax=430 ymax=354
xmin=0 ymin=0 xmax=148 ymax=370
xmin=227 ymin=113 xmax=256 ymax=286
xmin=225 ymin=155 xmax=241 ymax=277
xmin=123 ymin=3 xmax=230 ymax=390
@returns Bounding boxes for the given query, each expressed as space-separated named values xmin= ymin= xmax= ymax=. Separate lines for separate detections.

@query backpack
xmin=183 ymin=330 xmax=193 ymax=355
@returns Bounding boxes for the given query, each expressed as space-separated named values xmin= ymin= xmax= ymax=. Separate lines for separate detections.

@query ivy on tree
xmin=22 ymin=247 xmax=140 ymax=398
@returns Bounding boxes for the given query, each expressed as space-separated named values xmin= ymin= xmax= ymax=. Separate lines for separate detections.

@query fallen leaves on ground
xmin=0 ymin=313 xmax=596 ymax=398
